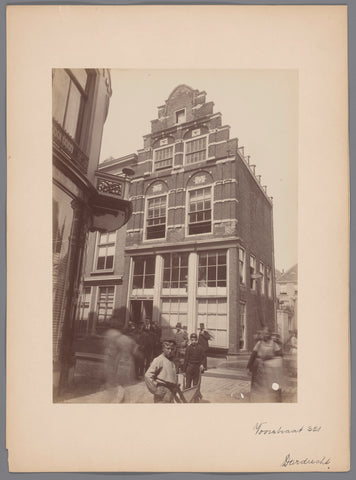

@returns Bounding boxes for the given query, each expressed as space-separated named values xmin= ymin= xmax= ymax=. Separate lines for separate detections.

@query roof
xmin=276 ymin=264 xmax=298 ymax=283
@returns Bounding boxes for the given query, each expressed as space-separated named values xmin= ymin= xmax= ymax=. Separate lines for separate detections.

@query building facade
xmin=276 ymin=264 xmax=298 ymax=343
xmin=78 ymin=84 xmax=276 ymax=353
xmin=52 ymin=68 xmax=132 ymax=394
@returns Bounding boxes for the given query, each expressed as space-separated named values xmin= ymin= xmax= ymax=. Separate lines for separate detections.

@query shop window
xmin=188 ymin=187 xmax=211 ymax=235
xmin=198 ymin=250 xmax=226 ymax=295
xmin=146 ymin=196 xmax=166 ymax=239
xmin=96 ymin=231 xmax=116 ymax=271
xmin=197 ymin=298 xmax=227 ymax=348
xmin=185 ymin=136 xmax=207 ymax=165
xmin=162 ymin=252 xmax=189 ymax=294
xmin=132 ymin=256 xmax=155 ymax=291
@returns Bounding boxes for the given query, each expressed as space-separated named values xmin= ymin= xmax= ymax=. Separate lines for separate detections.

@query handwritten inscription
xmin=281 ymin=453 xmax=331 ymax=467
xmin=254 ymin=422 xmax=322 ymax=435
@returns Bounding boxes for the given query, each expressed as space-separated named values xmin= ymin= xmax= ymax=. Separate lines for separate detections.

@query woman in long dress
xmin=247 ymin=327 xmax=283 ymax=402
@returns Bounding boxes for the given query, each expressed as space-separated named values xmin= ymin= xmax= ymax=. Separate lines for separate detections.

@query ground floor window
xmin=76 ymin=286 xmax=91 ymax=333
xmin=239 ymin=302 xmax=247 ymax=350
xmin=132 ymin=256 xmax=155 ymax=295
xmin=161 ymin=297 xmax=188 ymax=337
xmin=197 ymin=298 xmax=227 ymax=348
xmin=97 ymin=286 xmax=115 ymax=327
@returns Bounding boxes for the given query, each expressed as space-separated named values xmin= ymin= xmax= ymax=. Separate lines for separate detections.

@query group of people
xmin=103 ymin=319 xmax=213 ymax=403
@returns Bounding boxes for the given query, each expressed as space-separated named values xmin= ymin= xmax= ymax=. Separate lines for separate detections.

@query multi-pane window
xmin=78 ymin=287 xmax=91 ymax=322
xmin=52 ymin=69 xmax=89 ymax=141
xmin=250 ymin=255 xmax=256 ymax=291
xmin=197 ymin=298 xmax=227 ymax=347
xmin=161 ymin=298 xmax=188 ymax=329
xmin=198 ymin=250 xmax=226 ymax=294
xmin=266 ymin=267 xmax=272 ymax=297
xmin=97 ymin=286 xmax=114 ymax=325
xmin=188 ymin=187 xmax=211 ymax=235
xmin=154 ymin=146 xmax=173 ymax=170
xmin=259 ymin=262 xmax=265 ymax=295
xmin=132 ymin=256 xmax=155 ymax=291
xmin=146 ymin=196 xmax=166 ymax=239
xmin=96 ymin=232 xmax=116 ymax=270
xmin=162 ymin=252 xmax=189 ymax=293
xmin=239 ymin=248 xmax=246 ymax=285
xmin=185 ymin=137 xmax=207 ymax=165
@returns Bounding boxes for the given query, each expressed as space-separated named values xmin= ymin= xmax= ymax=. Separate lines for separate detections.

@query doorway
xmin=130 ymin=300 xmax=153 ymax=325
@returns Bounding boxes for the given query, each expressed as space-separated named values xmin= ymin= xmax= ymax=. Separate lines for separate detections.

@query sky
xmin=99 ymin=70 xmax=298 ymax=272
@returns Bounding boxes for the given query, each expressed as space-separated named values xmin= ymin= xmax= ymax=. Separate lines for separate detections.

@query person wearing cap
xmin=183 ymin=333 xmax=206 ymax=389
xmin=144 ymin=339 xmax=178 ymax=403
xmin=173 ymin=322 xmax=188 ymax=373
xmin=197 ymin=323 xmax=212 ymax=370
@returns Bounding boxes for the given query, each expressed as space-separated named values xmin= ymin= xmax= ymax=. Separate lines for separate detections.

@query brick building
xmin=78 ymin=84 xmax=276 ymax=353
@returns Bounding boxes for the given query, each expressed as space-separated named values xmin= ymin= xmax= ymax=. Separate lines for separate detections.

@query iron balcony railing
xmin=53 ymin=118 xmax=89 ymax=174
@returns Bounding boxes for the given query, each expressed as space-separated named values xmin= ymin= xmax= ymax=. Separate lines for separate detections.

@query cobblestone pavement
xmin=63 ymin=354 xmax=297 ymax=404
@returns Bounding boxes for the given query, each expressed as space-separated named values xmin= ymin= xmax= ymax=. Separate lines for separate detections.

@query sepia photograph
xmin=52 ymin=69 xmax=298 ymax=404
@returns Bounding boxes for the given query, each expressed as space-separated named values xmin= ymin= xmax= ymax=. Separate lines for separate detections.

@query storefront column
xmin=187 ymin=251 xmax=198 ymax=334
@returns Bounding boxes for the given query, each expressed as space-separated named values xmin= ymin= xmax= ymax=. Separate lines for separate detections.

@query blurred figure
xmin=289 ymin=330 xmax=298 ymax=377
xmin=130 ymin=322 xmax=145 ymax=379
xmin=198 ymin=323 xmax=212 ymax=370
xmin=145 ymin=340 xmax=178 ymax=403
xmin=247 ymin=326 xmax=284 ymax=402
xmin=183 ymin=333 xmax=206 ymax=389
xmin=103 ymin=324 xmax=138 ymax=401
xmin=174 ymin=322 xmax=188 ymax=373
xmin=151 ymin=321 xmax=162 ymax=357
xmin=142 ymin=318 xmax=154 ymax=370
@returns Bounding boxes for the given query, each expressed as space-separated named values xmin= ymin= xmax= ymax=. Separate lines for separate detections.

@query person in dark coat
xmin=197 ymin=323 xmax=212 ymax=369
xmin=183 ymin=333 xmax=206 ymax=388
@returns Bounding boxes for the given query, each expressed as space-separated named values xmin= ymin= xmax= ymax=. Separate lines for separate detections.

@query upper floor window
xmin=154 ymin=145 xmax=173 ymax=171
xmin=97 ymin=286 xmax=115 ymax=326
xmin=239 ymin=248 xmax=246 ymax=285
xmin=266 ymin=267 xmax=272 ymax=297
xmin=250 ymin=255 xmax=256 ymax=291
xmin=175 ymin=109 xmax=186 ymax=124
xmin=96 ymin=232 xmax=116 ymax=271
xmin=188 ymin=187 xmax=211 ymax=235
xmin=185 ymin=136 xmax=207 ymax=165
xmin=259 ymin=261 xmax=265 ymax=295
xmin=146 ymin=196 xmax=166 ymax=239
xmin=52 ymin=69 xmax=89 ymax=142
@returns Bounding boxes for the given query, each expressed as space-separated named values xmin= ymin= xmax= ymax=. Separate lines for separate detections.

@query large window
xmin=52 ymin=69 xmax=89 ymax=141
xmin=76 ymin=287 xmax=91 ymax=333
xmin=239 ymin=248 xmax=246 ymax=285
xmin=185 ymin=137 xmax=207 ymax=165
xmin=188 ymin=187 xmax=212 ymax=235
xmin=259 ymin=261 xmax=265 ymax=295
xmin=197 ymin=298 xmax=227 ymax=348
xmin=250 ymin=255 xmax=256 ymax=291
xmin=154 ymin=146 xmax=173 ymax=170
xmin=97 ymin=286 xmax=115 ymax=325
xmin=162 ymin=252 xmax=189 ymax=294
xmin=96 ymin=232 xmax=116 ymax=271
xmin=198 ymin=250 xmax=226 ymax=295
xmin=132 ymin=256 xmax=155 ymax=293
xmin=146 ymin=196 xmax=166 ymax=239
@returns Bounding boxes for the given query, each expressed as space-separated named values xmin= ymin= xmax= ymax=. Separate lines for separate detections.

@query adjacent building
xmin=276 ymin=264 xmax=298 ymax=342
xmin=52 ymin=68 xmax=132 ymax=394
xmin=76 ymin=84 xmax=276 ymax=354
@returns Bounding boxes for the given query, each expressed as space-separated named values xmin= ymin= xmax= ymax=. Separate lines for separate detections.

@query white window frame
xmin=93 ymin=231 xmax=116 ymax=272
xmin=186 ymin=185 xmax=212 ymax=237
xmin=259 ymin=261 xmax=265 ymax=295
xmin=197 ymin=250 xmax=227 ymax=296
xmin=239 ymin=301 xmax=247 ymax=350
xmin=196 ymin=298 xmax=228 ymax=348
xmin=153 ymin=144 xmax=174 ymax=171
xmin=131 ymin=256 xmax=156 ymax=295
xmin=239 ymin=247 xmax=246 ymax=286
xmin=96 ymin=285 xmax=116 ymax=326
xmin=162 ymin=252 xmax=189 ymax=295
xmin=184 ymin=134 xmax=208 ymax=166
xmin=249 ymin=255 xmax=257 ymax=291
xmin=144 ymin=194 xmax=167 ymax=241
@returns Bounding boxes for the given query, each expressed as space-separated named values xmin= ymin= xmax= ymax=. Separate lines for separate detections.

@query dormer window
xmin=175 ymin=109 xmax=186 ymax=124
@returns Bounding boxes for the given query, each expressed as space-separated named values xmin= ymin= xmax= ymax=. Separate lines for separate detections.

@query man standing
xmin=183 ymin=333 xmax=206 ymax=388
xmin=145 ymin=340 xmax=178 ymax=403
xmin=173 ymin=322 xmax=188 ymax=373
xmin=198 ymin=323 xmax=212 ymax=370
